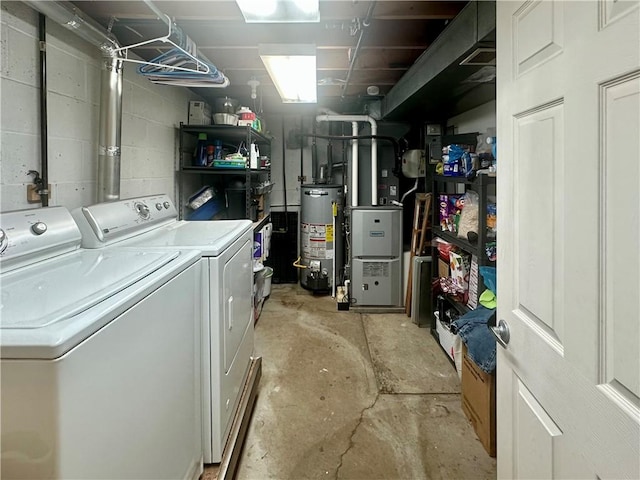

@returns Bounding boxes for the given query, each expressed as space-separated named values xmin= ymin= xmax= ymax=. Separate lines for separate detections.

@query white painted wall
xmin=1 ymin=2 xmax=200 ymax=211
xmin=446 ymin=100 xmax=496 ymax=135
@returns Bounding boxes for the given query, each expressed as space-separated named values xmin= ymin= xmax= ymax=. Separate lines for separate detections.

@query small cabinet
xmin=430 ymin=173 xmax=496 ymax=331
xmin=178 ymin=123 xmax=272 ymax=231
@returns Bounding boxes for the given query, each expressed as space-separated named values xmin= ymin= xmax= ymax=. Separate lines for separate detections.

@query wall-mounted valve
xmin=27 ymin=170 xmax=50 ymax=204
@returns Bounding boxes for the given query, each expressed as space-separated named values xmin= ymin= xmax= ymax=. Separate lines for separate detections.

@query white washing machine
xmin=0 ymin=207 xmax=203 ymax=480
xmin=72 ymin=194 xmax=259 ymax=464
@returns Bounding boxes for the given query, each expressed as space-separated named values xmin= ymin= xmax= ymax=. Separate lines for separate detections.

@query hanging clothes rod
xmin=113 ymin=16 xmax=209 ymax=75
xmin=114 ymin=2 xmax=230 ymax=88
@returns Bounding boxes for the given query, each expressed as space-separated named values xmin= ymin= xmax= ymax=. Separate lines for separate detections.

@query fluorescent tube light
xmin=260 ymin=44 xmax=317 ymax=103
xmin=236 ymin=0 xmax=319 ymax=23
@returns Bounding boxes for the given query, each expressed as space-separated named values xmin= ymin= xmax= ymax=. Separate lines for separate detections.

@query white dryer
xmin=0 ymin=207 xmax=203 ymax=480
xmin=72 ymin=194 xmax=260 ymax=464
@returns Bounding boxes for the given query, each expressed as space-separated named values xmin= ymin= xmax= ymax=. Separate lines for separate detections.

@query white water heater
xmin=299 ymin=184 xmax=344 ymax=292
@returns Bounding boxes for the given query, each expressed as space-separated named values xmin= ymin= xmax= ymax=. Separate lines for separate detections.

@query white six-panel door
xmin=496 ymin=1 xmax=640 ymax=478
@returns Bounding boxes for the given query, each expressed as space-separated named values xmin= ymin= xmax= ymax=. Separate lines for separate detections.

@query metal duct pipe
xmin=23 ymin=1 xmax=120 ymax=56
xmin=98 ymin=58 xmax=123 ymax=202
xmin=24 ymin=1 xmax=123 ymax=202
xmin=316 ymin=114 xmax=378 ymax=207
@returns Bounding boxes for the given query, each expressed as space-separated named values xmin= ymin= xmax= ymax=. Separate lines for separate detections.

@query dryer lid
xmin=124 ymin=219 xmax=252 ymax=256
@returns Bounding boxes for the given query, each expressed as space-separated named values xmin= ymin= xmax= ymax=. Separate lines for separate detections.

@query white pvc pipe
xmin=351 ymin=121 xmax=359 ymax=207
xmin=315 ymin=114 xmax=378 ymax=207
xmin=370 ymin=121 xmax=378 ymax=206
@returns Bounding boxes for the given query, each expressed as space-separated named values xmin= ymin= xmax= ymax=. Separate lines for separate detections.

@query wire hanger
xmin=113 ymin=14 xmax=230 ymax=87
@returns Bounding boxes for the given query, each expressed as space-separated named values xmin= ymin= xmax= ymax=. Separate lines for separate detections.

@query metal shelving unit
xmin=178 ymin=123 xmax=271 ymax=230
xmin=430 ymin=173 xmax=497 ymax=341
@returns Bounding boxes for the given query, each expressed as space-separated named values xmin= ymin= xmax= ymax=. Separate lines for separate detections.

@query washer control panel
xmin=72 ymin=194 xmax=177 ymax=248
xmin=0 ymin=207 xmax=81 ymax=272
xmin=0 ymin=228 xmax=8 ymax=254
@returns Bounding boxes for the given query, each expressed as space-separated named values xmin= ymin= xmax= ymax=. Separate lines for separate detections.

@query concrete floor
xmin=234 ymin=284 xmax=496 ymax=480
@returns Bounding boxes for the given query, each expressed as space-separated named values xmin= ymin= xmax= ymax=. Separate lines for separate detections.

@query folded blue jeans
xmin=450 ymin=305 xmax=496 ymax=373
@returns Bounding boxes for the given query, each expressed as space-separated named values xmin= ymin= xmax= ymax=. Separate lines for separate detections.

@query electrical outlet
xmin=27 ymin=184 xmax=51 ymax=203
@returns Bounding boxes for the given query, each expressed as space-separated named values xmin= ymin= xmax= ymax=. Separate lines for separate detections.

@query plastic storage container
xmin=187 ymin=197 xmax=224 ymax=220
xmin=262 ymin=267 xmax=273 ymax=297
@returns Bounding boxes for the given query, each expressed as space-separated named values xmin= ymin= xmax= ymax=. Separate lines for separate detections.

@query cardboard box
xmin=450 ymin=251 xmax=471 ymax=302
xmin=466 ymin=255 xmax=479 ymax=309
xmin=438 ymin=258 xmax=449 ymax=278
xmin=461 ymin=344 xmax=496 ymax=457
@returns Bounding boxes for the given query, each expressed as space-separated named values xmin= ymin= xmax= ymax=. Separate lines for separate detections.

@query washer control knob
xmin=134 ymin=202 xmax=150 ymax=219
xmin=0 ymin=229 xmax=7 ymax=254
xmin=31 ymin=222 xmax=47 ymax=235
xmin=163 ymin=201 xmax=171 ymax=209
xmin=155 ymin=203 xmax=163 ymax=211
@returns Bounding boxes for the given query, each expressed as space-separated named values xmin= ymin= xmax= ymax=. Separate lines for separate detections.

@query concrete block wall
xmin=1 ymin=2 xmax=200 ymax=211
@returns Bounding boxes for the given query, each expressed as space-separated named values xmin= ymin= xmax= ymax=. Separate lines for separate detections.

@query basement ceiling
xmin=70 ymin=1 xmax=494 ymax=119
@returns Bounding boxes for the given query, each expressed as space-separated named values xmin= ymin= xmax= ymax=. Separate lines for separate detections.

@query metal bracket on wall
xmin=298 ymin=176 xmax=307 ymax=183
xmin=27 ymin=170 xmax=50 ymax=203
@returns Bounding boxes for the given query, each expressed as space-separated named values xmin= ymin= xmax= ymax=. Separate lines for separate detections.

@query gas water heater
xmin=299 ymin=184 xmax=344 ymax=292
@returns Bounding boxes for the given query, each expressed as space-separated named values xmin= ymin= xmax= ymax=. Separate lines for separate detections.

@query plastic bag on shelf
xmin=457 ymin=190 xmax=479 ymax=239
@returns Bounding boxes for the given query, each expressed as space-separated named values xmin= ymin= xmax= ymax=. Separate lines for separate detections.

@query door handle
xmin=490 ymin=319 xmax=510 ymax=349
xmin=228 ymin=296 xmax=233 ymax=331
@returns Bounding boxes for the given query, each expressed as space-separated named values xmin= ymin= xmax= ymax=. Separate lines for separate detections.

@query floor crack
xmin=334 ymin=391 xmax=380 ymax=479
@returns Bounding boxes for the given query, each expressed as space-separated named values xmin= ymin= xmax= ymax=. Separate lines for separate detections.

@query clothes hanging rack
xmin=114 ymin=11 xmax=230 ymax=88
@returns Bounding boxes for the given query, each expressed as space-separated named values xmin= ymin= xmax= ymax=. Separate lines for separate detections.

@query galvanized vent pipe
xmin=24 ymin=1 xmax=123 ymax=202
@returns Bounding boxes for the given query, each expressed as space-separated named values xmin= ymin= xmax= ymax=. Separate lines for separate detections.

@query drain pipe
xmin=24 ymin=1 xmax=124 ymax=202
xmin=316 ymin=114 xmax=378 ymax=207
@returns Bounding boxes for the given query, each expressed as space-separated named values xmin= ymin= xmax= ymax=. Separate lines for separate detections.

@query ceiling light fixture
xmin=260 ymin=44 xmax=317 ymax=103
xmin=236 ymin=0 xmax=277 ymax=17
xmin=236 ymin=0 xmax=319 ymax=23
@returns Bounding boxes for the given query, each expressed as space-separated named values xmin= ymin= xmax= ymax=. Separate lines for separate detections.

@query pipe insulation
xmin=316 ymin=114 xmax=379 ymax=207
xmin=25 ymin=0 xmax=124 ymax=202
